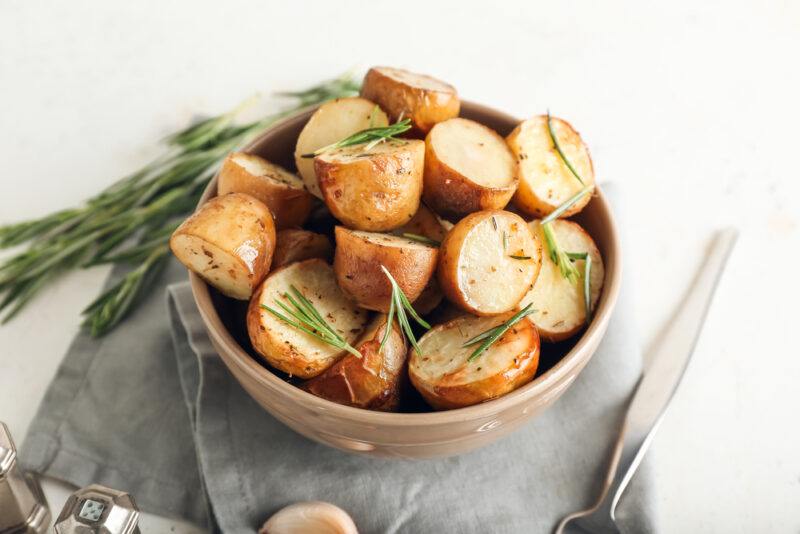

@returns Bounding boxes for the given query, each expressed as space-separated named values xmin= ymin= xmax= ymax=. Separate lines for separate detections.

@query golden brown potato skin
xmin=303 ymin=315 xmax=407 ymax=411
xmin=423 ymin=121 xmax=517 ymax=220
xmin=271 ymin=229 xmax=333 ymax=270
xmin=333 ymin=227 xmax=438 ymax=313
xmin=217 ymin=153 xmax=313 ymax=229
xmin=170 ymin=193 xmax=275 ymax=300
xmin=315 ymin=140 xmax=424 ymax=232
xmin=409 ymin=315 xmax=540 ymax=410
xmin=360 ymin=67 xmax=460 ymax=135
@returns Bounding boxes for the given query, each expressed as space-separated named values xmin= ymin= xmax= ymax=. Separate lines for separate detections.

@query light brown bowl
xmin=189 ymin=101 xmax=622 ymax=459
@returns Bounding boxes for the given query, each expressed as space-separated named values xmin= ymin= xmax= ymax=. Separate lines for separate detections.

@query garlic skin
xmin=259 ymin=501 xmax=358 ymax=534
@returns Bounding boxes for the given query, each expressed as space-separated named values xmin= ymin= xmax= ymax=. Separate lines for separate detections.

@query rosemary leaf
xmin=541 ymin=223 xmax=580 ymax=283
xmin=566 ymin=252 xmax=593 ymax=322
xmin=301 ymin=118 xmax=412 ymax=158
xmin=540 ymin=185 xmax=595 ymax=225
xmin=380 ymin=265 xmax=430 ymax=354
xmin=546 ymin=110 xmax=584 ymax=185
xmin=464 ymin=303 xmax=537 ymax=362
xmin=509 ymin=255 xmax=532 ymax=260
xmin=402 ymin=233 xmax=440 ymax=247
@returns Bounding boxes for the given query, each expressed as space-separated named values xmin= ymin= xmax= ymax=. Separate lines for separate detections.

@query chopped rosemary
xmin=541 ymin=223 xmax=580 ymax=283
xmin=260 ymin=285 xmax=361 ymax=359
xmin=502 ymin=231 xmax=509 ymax=251
xmin=380 ymin=266 xmax=430 ymax=355
xmin=540 ymin=185 xmax=595 ymax=225
xmin=509 ymin=255 xmax=531 ymax=260
xmin=546 ymin=110 xmax=584 ymax=185
xmin=566 ymin=252 xmax=594 ymax=322
xmin=301 ymin=118 xmax=412 ymax=158
xmin=491 ymin=216 xmax=498 ymax=231
xmin=402 ymin=233 xmax=440 ymax=247
xmin=463 ymin=303 xmax=537 ymax=362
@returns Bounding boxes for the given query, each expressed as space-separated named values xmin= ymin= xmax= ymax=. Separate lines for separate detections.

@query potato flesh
xmin=455 ymin=213 xmax=539 ymax=314
xmin=509 ymin=116 xmax=594 ymax=216
xmin=412 ymin=314 xmax=533 ymax=385
xmin=230 ymin=153 xmax=303 ymax=187
xmin=377 ymin=66 xmax=454 ymax=93
xmin=520 ymin=220 xmax=604 ymax=340
xmin=294 ymin=98 xmax=388 ymax=198
xmin=253 ymin=260 xmax=368 ymax=370
xmin=351 ymin=230 xmax=432 ymax=251
xmin=429 ymin=118 xmax=515 ymax=188
xmin=171 ymin=234 xmax=255 ymax=300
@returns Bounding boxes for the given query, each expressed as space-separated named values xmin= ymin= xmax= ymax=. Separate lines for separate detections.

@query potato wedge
xmin=508 ymin=115 xmax=595 ymax=218
xmin=409 ymin=312 xmax=540 ymax=410
xmin=360 ymin=66 xmax=460 ymax=135
xmin=271 ymin=229 xmax=333 ymax=270
xmin=170 ymin=193 xmax=275 ymax=300
xmin=333 ymin=227 xmax=438 ymax=312
xmin=247 ymin=259 xmax=369 ymax=378
xmin=438 ymin=210 xmax=541 ymax=315
xmin=303 ymin=314 xmax=407 ymax=410
xmin=217 ymin=152 xmax=313 ymax=229
xmin=519 ymin=219 xmax=604 ymax=342
xmin=315 ymin=139 xmax=424 ymax=232
xmin=423 ymin=118 xmax=517 ymax=219
xmin=294 ymin=97 xmax=388 ymax=198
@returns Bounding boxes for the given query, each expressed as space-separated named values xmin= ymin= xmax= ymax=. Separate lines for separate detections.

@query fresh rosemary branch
xmin=261 ymin=285 xmax=362 ymax=359
xmin=463 ymin=303 xmax=537 ymax=362
xmin=541 ymin=223 xmax=581 ymax=283
xmin=401 ymin=233 xmax=440 ymax=247
xmin=566 ymin=252 xmax=594 ymax=322
xmin=0 ymin=73 xmax=360 ymax=335
xmin=301 ymin=118 xmax=412 ymax=158
xmin=380 ymin=265 xmax=430 ymax=355
xmin=540 ymin=185 xmax=594 ymax=225
xmin=546 ymin=110 xmax=584 ymax=186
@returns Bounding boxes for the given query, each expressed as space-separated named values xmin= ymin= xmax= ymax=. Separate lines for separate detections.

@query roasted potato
xmin=170 ymin=193 xmax=275 ymax=300
xmin=396 ymin=203 xmax=449 ymax=243
xmin=247 ymin=259 xmax=369 ymax=378
xmin=294 ymin=97 xmax=388 ymax=198
xmin=423 ymin=118 xmax=517 ymax=219
xmin=438 ymin=210 xmax=541 ymax=316
xmin=409 ymin=312 xmax=541 ymax=410
xmin=519 ymin=219 xmax=604 ymax=342
xmin=315 ymin=139 xmax=424 ymax=232
xmin=508 ymin=115 xmax=595 ymax=218
xmin=333 ymin=227 xmax=438 ymax=312
xmin=271 ymin=229 xmax=333 ymax=270
xmin=360 ymin=66 xmax=460 ymax=135
xmin=217 ymin=152 xmax=313 ymax=229
xmin=303 ymin=314 xmax=407 ymax=410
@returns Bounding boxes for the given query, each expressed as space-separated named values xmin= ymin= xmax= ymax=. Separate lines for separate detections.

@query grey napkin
xmin=22 ymin=185 xmax=659 ymax=533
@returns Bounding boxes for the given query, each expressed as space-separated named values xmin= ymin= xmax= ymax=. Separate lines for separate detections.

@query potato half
xmin=519 ymin=219 xmax=604 ymax=342
xmin=360 ymin=66 xmax=460 ymax=134
xmin=315 ymin=139 xmax=424 ymax=232
xmin=409 ymin=313 xmax=541 ymax=410
xmin=508 ymin=115 xmax=595 ymax=218
xmin=271 ymin=229 xmax=333 ymax=270
xmin=294 ymin=97 xmax=388 ymax=198
xmin=217 ymin=152 xmax=313 ymax=229
xmin=303 ymin=314 xmax=407 ymax=411
xmin=423 ymin=118 xmax=517 ymax=219
xmin=438 ymin=210 xmax=541 ymax=316
xmin=247 ymin=259 xmax=369 ymax=378
xmin=170 ymin=193 xmax=275 ymax=300
xmin=333 ymin=227 xmax=438 ymax=313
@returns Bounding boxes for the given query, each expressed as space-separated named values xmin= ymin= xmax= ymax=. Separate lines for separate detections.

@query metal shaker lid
xmin=0 ymin=422 xmax=17 ymax=476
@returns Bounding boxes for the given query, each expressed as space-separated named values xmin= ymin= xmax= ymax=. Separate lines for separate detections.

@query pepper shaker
xmin=54 ymin=484 xmax=140 ymax=534
xmin=0 ymin=422 xmax=51 ymax=533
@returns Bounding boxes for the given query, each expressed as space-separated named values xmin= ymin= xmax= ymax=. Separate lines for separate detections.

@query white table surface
xmin=1 ymin=1 xmax=798 ymax=532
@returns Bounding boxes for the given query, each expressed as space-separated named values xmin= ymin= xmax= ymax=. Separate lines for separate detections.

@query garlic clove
xmin=259 ymin=501 xmax=358 ymax=534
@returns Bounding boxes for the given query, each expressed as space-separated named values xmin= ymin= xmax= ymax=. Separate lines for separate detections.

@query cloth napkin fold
xmin=21 ymin=185 xmax=659 ymax=533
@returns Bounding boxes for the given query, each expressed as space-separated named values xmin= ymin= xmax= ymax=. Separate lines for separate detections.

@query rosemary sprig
xmin=463 ymin=303 xmax=537 ymax=362
xmin=567 ymin=252 xmax=594 ymax=322
xmin=402 ymin=233 xmax=440 ymax=247
xmin=540 ymin=185 xmax=595 ymax=225
xmin=541 ymin=222 xmax=581 ymax=283
xmin=380 ymin=265 xmax=430 ymax=355
xmin=547 ymin=110 xmax=584 ymax=185
xmin=0 ymin=73 xmax=360 ymax=335
xmin=260 ymin=285 xmax=361 ymax=359
xmin=301 ymin=118 xmax=412 ymax=158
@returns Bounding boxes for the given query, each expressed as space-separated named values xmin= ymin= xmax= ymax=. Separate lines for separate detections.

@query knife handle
xmin=596 ymin=228 xmax=738 ymax=519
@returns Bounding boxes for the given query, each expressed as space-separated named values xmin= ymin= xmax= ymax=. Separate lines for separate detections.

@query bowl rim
xmin=189 ymin=100 xmax=622 ymax=426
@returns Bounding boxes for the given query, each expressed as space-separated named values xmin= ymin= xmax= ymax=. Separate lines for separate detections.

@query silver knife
xmin=557 ymin=228 xmax=738 ymax=533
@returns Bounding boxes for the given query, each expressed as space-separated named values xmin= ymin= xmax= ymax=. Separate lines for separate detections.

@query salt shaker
xmin=0 ymin=421 xmax=51 ymax=533
xmin=54 ymin=484 xmax=140 ymax=534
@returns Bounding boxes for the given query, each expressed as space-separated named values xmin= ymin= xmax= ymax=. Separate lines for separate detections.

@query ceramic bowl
xmin=189 ymin=101 xmax=621 ymax=459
